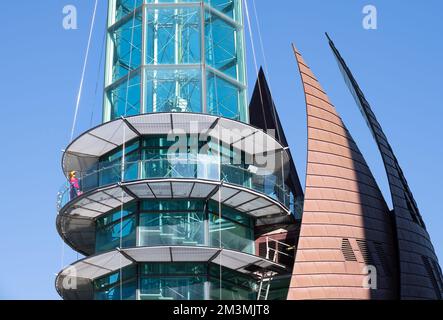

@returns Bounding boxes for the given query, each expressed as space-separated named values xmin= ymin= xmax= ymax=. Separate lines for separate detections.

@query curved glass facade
xmin=94 ymin=263 xmax=258 ymax=300
xmin=95 ymin=199 xmax=255 ymax=254
xmin=60 ymin=135 xmax=293 ymax=210
xmin=104 ymin=0 xmax=247 ymax=122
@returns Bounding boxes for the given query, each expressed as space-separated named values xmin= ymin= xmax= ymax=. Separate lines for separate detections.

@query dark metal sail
xmin=327 ymin=33 xmax=443 ymax=299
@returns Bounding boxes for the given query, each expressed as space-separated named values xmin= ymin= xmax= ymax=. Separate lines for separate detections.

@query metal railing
xmin=257 ymin=237 xmax=294 ymax=300
xmin=57 ymin=158 xmax=294 ymax=211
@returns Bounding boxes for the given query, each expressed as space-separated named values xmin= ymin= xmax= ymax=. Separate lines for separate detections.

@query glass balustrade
xmin=57 ymin=158 xmax=293 ymax=211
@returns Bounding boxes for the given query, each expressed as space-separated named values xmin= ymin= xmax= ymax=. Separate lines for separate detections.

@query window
xmin=146 ymin=7 xmax=201 ymax=65
xmin=145 ymin=68 xmax=202 ymax=113
xmin=139 ymin=263 xmax=257 ymax=300
xmin=108 ymin=73 xmax=142 ymax=119
xmin=207 ymin=71 xmax=245 ymax=120
xmin=111 ymin=13 xmax=142 ymax=81
xmin=209 ymin=265 xmax=257 ymax=300
xmin=94 ymin=265 xmax=137 ymax=300
xmin=139 ymin=211 xmax=206 ymax=247
xmin=140 ymin=263 xmax=206 ymax=300
xmin=115 ymin=0 xmax=143 ymax=22
xmin=208 ymin=201 xmax=254 ymax=254
xmin=204 ymin=0 xmax=239 ymax=21
xmin=95 ymin=203 xmax=138 ymax=253
xmin=205 ymin=10 xmax=239 ymax=80
xmin=99 ymin=139 xmax=141 ymax=185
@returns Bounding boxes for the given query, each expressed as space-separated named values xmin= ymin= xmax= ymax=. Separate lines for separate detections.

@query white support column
xmin=153 ymin=1 xmax=159 ymax=112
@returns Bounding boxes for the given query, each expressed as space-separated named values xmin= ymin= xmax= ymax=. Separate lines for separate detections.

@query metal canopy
xmin=63 ymin=112 xmax=290 ymax=174
xmin=57 ymin=178 xmax=291 ymax=255
xmin=56 ymin=246 xmax=287 ymax=300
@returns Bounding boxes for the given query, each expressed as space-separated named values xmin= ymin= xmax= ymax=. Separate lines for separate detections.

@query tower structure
xmin=55 ymin=1 xmax=442 ymax=301
xmin=55 ymin=0 xmax=302 ymax=300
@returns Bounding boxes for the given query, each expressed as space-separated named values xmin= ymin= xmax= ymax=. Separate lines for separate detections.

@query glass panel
xmin=140 ymin=277 xmax=206 ymax=300
xmin=205 ymin=0 xmax=238 ymax=20
xmin=209 ymin=266 xmax=257 ymax=300
xmin=196 ymin=154 xmax=220 ymax=180
xmin=209 ymin=212 xmax=254 ymax=254
xmin=208 ymin=201 xmax=252 ymax=227
xmin=138 ymin=212 xmax=205 ymax=246
xmin=146 ymin=7 xmax=201 ymax=65
xmin=139 ymin=262 xmax=207 ymax=300
xmin=145 ymin=0 xmax=201 ymax=4
xmin=145 ymin=68 xmax=202 ymax=113
xmin=266 ymin=275 xmax=291 ymax=301
xmin=206 ymin=71 xmax=244 ymax=120
xmin=141 ymin=199 xmax=205 ymax=211
xmin=205 ymin=11 xmax=238 ymax=79
xmin=96 ymin=215 xmax=137 ymax=252
xmin=98 ymin=162 xmax=122 ymax=186
xmin=115 ymin=0 xmax=143 ymax=22
xmin=140 ymin=263 xmax=206 ymax=275
xmin=97 ymin=202 xmax=138 ymax=227
xmin=111 ymin=13 xmax=142 ymax=81
xmin=143 ymin=135 xmax=178 ymax=148
xmin=98 ymin=139 xmax=141 ymax=184
xmin=108 ymin=73 xmax=141 ymax=119
xmin=221 ymin=163 xmax=252 ymax=188
xmin=94 ymin=266 xmax=137 ymax=300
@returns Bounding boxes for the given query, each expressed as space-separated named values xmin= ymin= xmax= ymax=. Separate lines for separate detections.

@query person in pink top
xmin=69 ymin=171 xmax=82 ymax=199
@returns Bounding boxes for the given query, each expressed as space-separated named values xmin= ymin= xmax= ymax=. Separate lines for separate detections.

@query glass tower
xmin=56 ymin=0 xmax=297 ymax=301
xmin=104 ymin=0 xmax=248 ymax=122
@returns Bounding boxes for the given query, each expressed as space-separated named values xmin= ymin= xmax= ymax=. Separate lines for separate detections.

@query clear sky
xmin=0 ymin=0 xmax=441 ymax=300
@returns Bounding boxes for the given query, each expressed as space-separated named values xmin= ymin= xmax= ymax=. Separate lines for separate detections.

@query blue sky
xmin=0 ymin=0 xmax=441 ymax=299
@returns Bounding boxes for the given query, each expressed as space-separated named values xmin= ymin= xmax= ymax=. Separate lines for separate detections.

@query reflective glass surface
xmin=93 ymin=263 xmax=258 ymax=300
xmin=108 ymin=73 xmax=142 ymax=119
xmin=95 ymin=203 xmax=137 ymax=252
xmin=144 ymin=68 xmax=202 ymax=113
xmin=146 ymin=7 xmax=201 ymax=65
xmin=94 ymin=199 xmax=255 ymax=254
xmin=94 ymin=265 xmax=137 ymax=300
xmin=105 ymin=0 xmax=246 ymax=121
xmin=111 ymin=13 xmax=142 ymax=81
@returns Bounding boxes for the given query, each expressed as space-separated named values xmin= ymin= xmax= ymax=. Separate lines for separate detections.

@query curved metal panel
xmin=326 ymin=34 xmax=443 ymax=300
xmin=288 ymin=45 xmax=398 ymax=300
xmin=62 ymin=112 xmax=291 ymax=175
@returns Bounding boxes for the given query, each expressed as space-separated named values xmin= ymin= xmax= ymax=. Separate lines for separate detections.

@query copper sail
xmin=326 ymin=34 xmax=443 ymax=299
xmin=288 ymin=45 xmax=398 ymax=299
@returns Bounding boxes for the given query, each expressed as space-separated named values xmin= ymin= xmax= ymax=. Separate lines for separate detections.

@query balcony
xmin=58 ymin=158 xmax=293 ymax=212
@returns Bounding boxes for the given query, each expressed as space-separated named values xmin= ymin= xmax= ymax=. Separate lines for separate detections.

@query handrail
xmin=265 ymin=236 xmax=294 ymax=261
xmin=57 ymin=158 xmax=294 ymax=212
